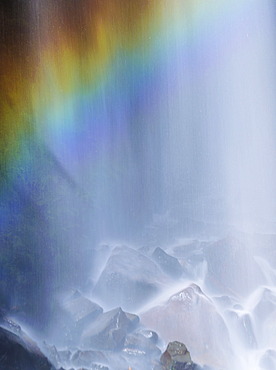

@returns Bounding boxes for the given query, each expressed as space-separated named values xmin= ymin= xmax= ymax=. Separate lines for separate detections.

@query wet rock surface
xmin=136 ymin=328 xmax=159 ymax=345
xmin=82 ymin=307 xmax=139 ymax=350
xmin=161 ymin=341 xmax=192 ymax=364
xmin=50 ymin=291 xmax=103 ymax=346
xmin=152 ymin=247 xmax=183 ymax=279
xmin=71 ymin=350 xmax=108 ymax=368
xmin=123 ymin=332 xmax=161 ymax=356
xmin=0 ymin=242 xmax=222 ymax=370
xmin=0 ymin=326 xmax=55 ymax=370
xmin=41 ymin=300 xmax=164 ymax=370
xmin=226 ymin=310 xmax=257 ymax=348
xmin=62 ymin=291 xmax=103 ymax=327
xmin=93 ymin=246 xmax=169 ymax=310
xmin=2 ymin=239 xmax=270 ymax=370
xmin=141 ymin=284 xmax=231 ymax=368
xmin=154 ymin=341 xmax=202 ymax=370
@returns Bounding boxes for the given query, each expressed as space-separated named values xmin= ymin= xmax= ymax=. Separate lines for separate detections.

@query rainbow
xmin=0 ymin=0 xmax=243 ymax=230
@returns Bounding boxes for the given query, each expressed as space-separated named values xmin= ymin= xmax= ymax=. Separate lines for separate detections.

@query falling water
xmin=1 ymin=1 xmax=276 ymax=369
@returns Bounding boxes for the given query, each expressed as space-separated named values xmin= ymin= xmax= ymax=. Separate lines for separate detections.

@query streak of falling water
xmin=160 ymin=0 xmax=276 ymax=231
xmin=156 ymin=1 xmax=276 ymax=368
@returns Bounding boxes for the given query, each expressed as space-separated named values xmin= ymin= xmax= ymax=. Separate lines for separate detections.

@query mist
xmin=1 ymin=1 xmax=276 ymax=369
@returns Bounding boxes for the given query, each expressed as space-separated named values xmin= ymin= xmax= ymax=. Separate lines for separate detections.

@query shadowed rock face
xmin=50 ymin=291 xmax=103 ymax=346
xmin=152 ymin=247 xmax=183 ymax=279
xmin=93 ymin=246 xmax=169 ymax=310
xmin=0 ymin=326 xmax=55 ymax=370
xmin=123 ymin=332 xmax=161 ymax=356
xmin=81 ymin=307 xmax=139 ymax=350
xmin=141 ymin=284 xmax=231 ymax=368
xmin=62 ymin=291 xmax=103 ymax=326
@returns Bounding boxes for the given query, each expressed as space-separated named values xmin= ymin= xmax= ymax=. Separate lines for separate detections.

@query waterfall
xmin=1 ymin=1 xmax=276 ymax=369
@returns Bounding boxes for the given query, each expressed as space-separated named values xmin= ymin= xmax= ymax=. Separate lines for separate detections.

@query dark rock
xmin=93 ymin=246 xmax=169 ymax=310
xmin=160 ymin=341 xmax=192 ymax=367
xmin=0 ymin=326 xmax=55 ymax=370
xmin=155 ymin=341 xmax=200 ymax=370
xmin=152 ymin=247 xmax=183 ymax=278
xmin=82 ymin=307 xmax=139 ymax=350
xmin=43 ymin=342 xmax=60 ymax=368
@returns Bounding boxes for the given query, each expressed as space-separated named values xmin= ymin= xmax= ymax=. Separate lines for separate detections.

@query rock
xmin=226 ymin=310 xmax=257 ymax=348
xmin=122 ymin=348 xmax=160 ymax=370
xmin=152 ymin=247 xmax=183 ymax=278
xmin=170 ymin=241 xmax=207 ymax=278
xmin=75 ymin=367 xmax=109 ymax=370
xmin=82 ymin=307 xmax=139 ymax=350
xmin=62 ymin=291 xmax=103 ymax=327
xmin=213 ymin=295 xmax=236 ymax=309
xmin=93 ymin=246 xmax=169 ymax=310
xmin=125 ymin=311 xmax=140 ymax=329
xmin=1 ymin=316 xmax=22 ymax=335
xmin=171 ymin=240 xmax=203 ymax=259
xmin=253 ymin=287 xmax=276 ymax=324
xmin=154 ymin=341 xmax=201 ymax=370
xmin=52 ymin=291 xmax=103 ymax=345
xmin=71 ymin=350 xmax=108 ymax=368
xmin=123 ymin=332 xmax=161 ymax=356
xmin=161 ymin=341 xmax=192 ymax=366
xmin=0 ymin=326 xmax=55 ymax=370
xmin=141 ymin=284 xmax=231 ymax=368
xmin=259 ymin=349 xmax=276 ymax=370
xmin=137 ymin=329 xmax=159 ymax=344
xmin=62 ymin=365 xmax=108 ymax=370
xmin=102 ymin=352 xmax=129 ymax=370
xmin=58 ymin=349 xmax=72 ymax=363
xmin=43 ymin=342 xmax=60 ymax=368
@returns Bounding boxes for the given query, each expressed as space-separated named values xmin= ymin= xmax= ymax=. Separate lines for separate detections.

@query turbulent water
xmin=1 ymin=1 xmax=276 ymax=369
